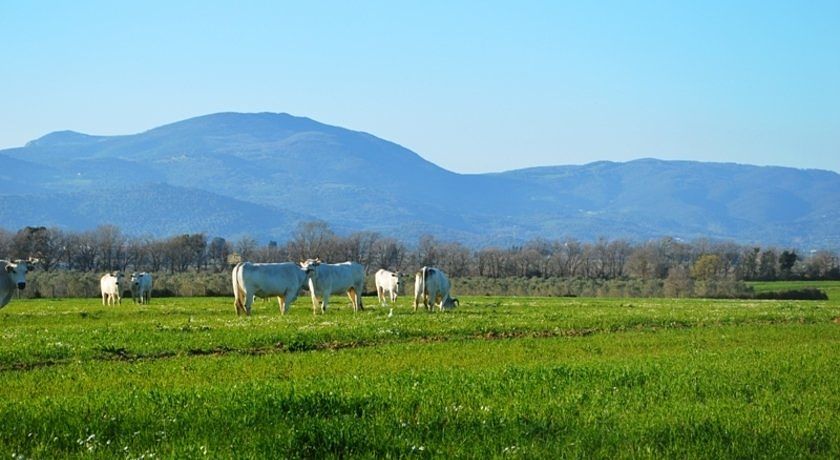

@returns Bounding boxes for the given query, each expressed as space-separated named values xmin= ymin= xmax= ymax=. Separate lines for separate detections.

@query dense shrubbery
xmin=453 ymin=276 xmax=755 ymax=299
xmin=22 ymin=271 xmax=233 ymax=300
xmin=19 ymin=272 xmax=762 ymax=300
xmin=754 ymin=288 xmax=829 ymax=300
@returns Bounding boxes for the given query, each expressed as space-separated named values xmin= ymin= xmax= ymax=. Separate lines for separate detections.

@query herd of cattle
xmin=232 ymin=259 xmax=459 ymax=316
xmin=1 ymin=258 xmax=458 ymax=315
xmin=99 ymin=271 xmax=153 ymax=305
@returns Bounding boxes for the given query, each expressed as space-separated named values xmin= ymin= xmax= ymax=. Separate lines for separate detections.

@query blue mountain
xmin=2 ymin=112 xmax=838 ymax=248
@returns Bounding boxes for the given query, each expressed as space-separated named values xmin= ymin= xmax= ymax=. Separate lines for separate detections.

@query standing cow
xmin=1 ymin=259 xmax=33 ymax=309
xmin=100 ymin=272 xmax=125 ymax=306
xmin=232 ymin=262 xmax=308 ymax=316
xmin=375 ymin=269 xmax=401 ymax=305
xmin=301 ymin=259 xmax=365 ymax=314
xmin=413 ymin=266 xmax=459 ymax=312
xmin=130 ymin=272 xmax=153 ymax=304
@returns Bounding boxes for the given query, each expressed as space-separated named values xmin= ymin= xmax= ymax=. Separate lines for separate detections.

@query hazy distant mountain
xmin=2 ymin=112 xmax=838 ymax=248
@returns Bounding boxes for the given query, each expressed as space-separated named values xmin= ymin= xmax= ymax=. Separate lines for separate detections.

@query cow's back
xmin=310 ymin=262 xmax=365 ymax=295
xmin=100 ymin=274 xmax=115 ymax=293
xmin=242 ymin=262 xmax=306 ymax=295
xmin=141 ymin=273 xmax=153 ymax=291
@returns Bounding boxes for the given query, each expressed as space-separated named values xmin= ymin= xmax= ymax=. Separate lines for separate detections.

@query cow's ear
xmin=5 ymin=265 xmax=12 ymax=273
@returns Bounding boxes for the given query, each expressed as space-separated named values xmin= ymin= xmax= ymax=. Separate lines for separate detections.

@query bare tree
xmin=371 ymin=238 xmax=407 ymax=271
xmin=208 ymin=237 xmax=231 ymax=271
xmin=416 ymin=235 xmax=441 ymax=268
xmin=288 ymin=221 xmax=336 ymax=261
xmin=12 ymin=226 xmax=65 ymax=271
xmin=438 ymin=242 xmax=472 ymax=277
xmin=235 ymin=236 xmax=259 ymax=262
xmin=93 ymin=225 xmax=125 ymax=271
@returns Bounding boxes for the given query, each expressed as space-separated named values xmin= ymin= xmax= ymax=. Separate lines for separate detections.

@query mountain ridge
xmin=2 ymin=112 xmax=838 ymax=248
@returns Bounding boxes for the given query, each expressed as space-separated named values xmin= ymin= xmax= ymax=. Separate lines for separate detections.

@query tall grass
xmin=0 ymin=294 xmax=837 ymax=458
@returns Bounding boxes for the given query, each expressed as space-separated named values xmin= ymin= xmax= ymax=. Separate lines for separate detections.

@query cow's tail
xmin=232 ymin=263 xmax=245 ymax=315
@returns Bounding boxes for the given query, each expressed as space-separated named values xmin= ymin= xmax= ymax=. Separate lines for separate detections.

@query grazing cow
xmin=413 ymin=266 xmax=459 ymax=312
xmin=375 ymin=269 xmax=401 ymax=305
xmin=130 ymin=272 xmax=153 ymax=304
xmin=301 ymin=259 xmax=365 ymax=314
xmin=232 ymin=262 xmax=308 ymax=316
xmin=1 ymin=259 xmax=32 ymax=309
xmin=100 ymin=272 xmax=125 ymax=306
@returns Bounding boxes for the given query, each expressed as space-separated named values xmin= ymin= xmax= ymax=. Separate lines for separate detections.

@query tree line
xmin=3 ymin=222 xmax=838 ymax=280
xmin=2 ymin=222 xmax=839 ymax=299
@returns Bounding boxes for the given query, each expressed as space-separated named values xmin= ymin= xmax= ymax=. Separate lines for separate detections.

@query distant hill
xmin=2 ymin=112 xmax=838 ymax=248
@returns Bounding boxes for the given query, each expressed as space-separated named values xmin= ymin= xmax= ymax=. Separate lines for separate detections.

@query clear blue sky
xmin=2 ymin=1 xmax=838 ymax=173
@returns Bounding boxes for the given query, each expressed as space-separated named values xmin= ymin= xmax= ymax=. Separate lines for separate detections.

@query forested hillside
xmin=2 ymin=112 xmax=839 ymax=247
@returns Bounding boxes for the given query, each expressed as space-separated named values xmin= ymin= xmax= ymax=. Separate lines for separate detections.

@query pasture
xmin=0 ymin=292 xmax=838 ymax=458
xmin=749 ymin=280 xmax=840 ymax=301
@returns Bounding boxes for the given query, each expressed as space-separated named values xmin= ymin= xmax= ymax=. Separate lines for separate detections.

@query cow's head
xmin=5 ymin=260 xmax=32 ymax=290
xmin=300 ymin=258 xmax=322 ymax=278
xmin=112 ymin=271 xmax=124 ymax=288
xmin=392 ymin=272 xmax=401 ymax=291
xmin=441 ymin=296 xmax=459 ymax=310
xmin=130 ymin=272 xmax=142 ymax=288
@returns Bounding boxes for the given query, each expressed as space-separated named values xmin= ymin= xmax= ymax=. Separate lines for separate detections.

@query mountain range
xmin=1 ymin=112 xmax=838 ymax=248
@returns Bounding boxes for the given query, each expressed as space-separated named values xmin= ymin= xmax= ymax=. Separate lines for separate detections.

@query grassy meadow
xmin=0 ymin=289 xmax=838 ymax=458
xmin=749 ymin=280 xmax=840 ymax=301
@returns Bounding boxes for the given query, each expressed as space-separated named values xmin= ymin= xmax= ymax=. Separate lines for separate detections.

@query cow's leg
xmin=310 ymin=291 xmax=320 ymax=315
xmin=390 ymin=290 xmax=397 ymax=303
xmin=277 ymin=295 xmax=286 ymax=315
xmin=321 ymin=293 xmax=330 ymax=313
xmin=347 ymin=287 xmax=363 ymax=312
xmin=234 ymin=290 xmax=244 ymax=315
xmin=377 ymin=286 xmax=385 ymax=305
xmin=102 ymin=292 xmax=106 ymax=306
xmin=285 ymin=289 xmax=299 ymax=314
xmin=244 ymin=293 xmax=255 ymax=316
xmin=346 ymin=289 xmax=356 ymax=311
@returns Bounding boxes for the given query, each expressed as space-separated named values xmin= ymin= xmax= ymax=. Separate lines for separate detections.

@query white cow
xmin=232 ymin=262 xmax=308 ymax=316
xmin=413 ymin=266 xmax=459 ymax=312
xmin=1 ymin=259 xmax=32 ymax=309
xmin=100 ymin=272 xmax=125 ymax=306
xmin=301 ymin=259 xmax=365 ymax=314
xmin=130 ymin=272 xmax=153 ymax=304
xmin=375 ymin=269 xmax=401 ymax=305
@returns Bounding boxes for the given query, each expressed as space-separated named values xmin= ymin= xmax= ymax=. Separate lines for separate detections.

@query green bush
xmin=754 ymin=288 xmax=829 ymax=300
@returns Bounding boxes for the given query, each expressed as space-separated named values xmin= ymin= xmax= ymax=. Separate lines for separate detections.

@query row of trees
xmin=2 ymin=222 xmax=839 ymax=282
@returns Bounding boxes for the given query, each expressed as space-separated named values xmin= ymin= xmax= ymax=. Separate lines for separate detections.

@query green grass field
xmin=1 ymin=289 xmax=838 ymax=458
xmin=749 ymin=280 xmax=840 ymax=300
